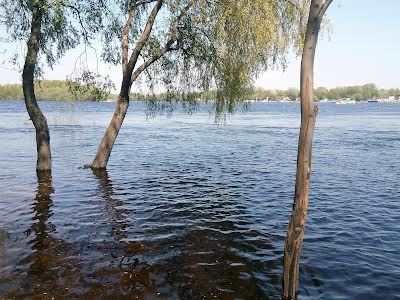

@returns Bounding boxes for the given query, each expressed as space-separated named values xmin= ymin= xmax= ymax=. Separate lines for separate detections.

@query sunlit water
xmin=0 ymin=101 xmax=399 ymax=299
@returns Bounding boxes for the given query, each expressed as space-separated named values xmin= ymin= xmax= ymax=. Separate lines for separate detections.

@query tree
xmin=287 ymin=88 xmax=300 ymax=100
xmin=282 ymin=1 xmax=332 ymax=299
xmin=315 ymin=86 xmax=328 ymax=100
xmin=22 ymin=1 xmax=52 ymax=172
xmin=361 ymin=83 xmax=378 ymax=100
xmin=87 ymin=0 xmax=308 ymax=169
xmin=1 ymin=0 xmax=108 ymax=172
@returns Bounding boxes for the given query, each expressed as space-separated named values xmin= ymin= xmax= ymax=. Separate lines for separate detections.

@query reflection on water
xmin=1 ymin=101 xmax=400 ymax=299
xmin=90 ymin=169 xmax=154 ymax=297
xmin=25 ymin=172 xmax=55 ymax=278
xmin=92 ymin=169 xmax=130 ymax=242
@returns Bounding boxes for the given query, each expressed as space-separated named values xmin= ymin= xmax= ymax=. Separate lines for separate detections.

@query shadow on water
xmin=89 ymin=168 xmax=155 ymax=297
xmin=84 ymin=170 xmax=283 ymax=298
xmin=7 ymin=172 xmax=80 ymax=297
xmin=92 ymin=168 xmax=130 ymax=242
xmin=4 ymin=172 xmax=153 ymax=298
xmin=3 ymin=170 xmax=283 ymax=299
xmin=104 ymin=170 xmax=283 ymax=299
xmin=25 ymin=172 xmax=56 ymax=277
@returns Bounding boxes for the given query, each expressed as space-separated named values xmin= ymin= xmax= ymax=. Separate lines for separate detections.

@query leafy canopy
xmin=0 ymin=0 xmax=109 ymax=78
xmin=1 ymin=0 xmax=311 ymax=118
xmin=98 ymin=0 xmax=309 ymax=120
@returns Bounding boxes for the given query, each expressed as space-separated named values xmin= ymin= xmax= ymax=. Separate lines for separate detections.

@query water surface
xmin=0 ymin=101 xmax=399 ymax=299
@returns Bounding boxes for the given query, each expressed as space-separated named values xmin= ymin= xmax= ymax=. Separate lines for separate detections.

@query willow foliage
xmin=0 ymin=0 xmax=108 ymax=77
xmin=211 ymin=0 xmax=309 ymax=119
xmin=1 ymin=0 xmax=311 ymax=119
xmin=103 ymin=0 xmax=309 ymax=121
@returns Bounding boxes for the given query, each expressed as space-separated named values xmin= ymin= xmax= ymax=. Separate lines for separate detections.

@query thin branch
xmin=136 ymin=0 xmax=158 ymax=7
xmin=0 ymin=65 xmax=19 ymax=71
xmin=130 ymin=43 xmax=170 ymax=82
xmin=65 ymin=4 xmax=89 ymax=44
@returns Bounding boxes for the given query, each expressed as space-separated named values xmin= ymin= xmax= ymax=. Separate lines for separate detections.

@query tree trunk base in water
xmin=35 ymin=125 xmax=52 ymax=172
xmin=90 ymin=97 xmax=129 ymax=170
xmin=282 ymin=0 xmax=332 ymax=298
xmin=82 ymin=163 xmax=106 ymax=170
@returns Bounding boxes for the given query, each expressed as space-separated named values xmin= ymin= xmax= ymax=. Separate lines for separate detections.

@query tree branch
xmin=125 ymin=0 xmax=163 ymax=75
xmin=130 ymin=3 xmax=192 ymax=83
xmin=135 ymin=0 xmax=158 ymax=7
xmin=122 ymin=1 xmax=137 ymax=72
xmin=317 ymin=0 xmax=333 ymax=19
xmin=65 ymin=4 xmax=89 ymax=44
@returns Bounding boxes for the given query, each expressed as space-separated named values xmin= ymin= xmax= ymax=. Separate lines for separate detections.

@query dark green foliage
xmin=314 ymin=83 xmax=380 ymax=100
xmin=0 ymin=80 xmax=111 ymax=101
xmin=1 ymin=81 xmax=394 ymax=102
xmin=250 ymin=84 xmax=398 ymax=101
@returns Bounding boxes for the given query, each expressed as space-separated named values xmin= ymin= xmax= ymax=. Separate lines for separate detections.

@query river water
xmin=0 ymin=101 xmax=399 ymax=299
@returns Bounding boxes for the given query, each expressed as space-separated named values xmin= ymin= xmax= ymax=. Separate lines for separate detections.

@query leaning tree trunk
xmin=90 ymin=78 xmax=130 ymax=169
xmin=22 ymin=4 xmax=52 ymax=173
xmin=283 ymin=1 xmax=332 ymax=299
xmin=88 ymin=0 xmax=180 ymax=169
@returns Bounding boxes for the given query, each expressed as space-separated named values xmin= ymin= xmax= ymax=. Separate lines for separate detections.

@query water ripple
xmin=0 ymin=101 xmax=400 ymax=299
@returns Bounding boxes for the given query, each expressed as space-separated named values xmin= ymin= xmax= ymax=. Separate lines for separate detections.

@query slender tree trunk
xmin=22 ymin=4 xmax=52 ymax=173
xmin=90 ymin=78 xmax=130 ymax=169
xmin=88 ymin=0 xmax=164 ymax=170
xmin=282 ymin=1 xmax=331 ymax=298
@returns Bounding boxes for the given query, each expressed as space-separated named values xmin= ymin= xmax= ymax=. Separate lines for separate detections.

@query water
xmin=0 ymin=101 xmax=399 ymax=299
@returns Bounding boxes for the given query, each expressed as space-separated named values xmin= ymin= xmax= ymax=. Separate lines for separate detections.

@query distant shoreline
xmin=1 ymin=80 xmax=400 ymax=103
xmin=2 ymin=98 xmax=400 ymax=104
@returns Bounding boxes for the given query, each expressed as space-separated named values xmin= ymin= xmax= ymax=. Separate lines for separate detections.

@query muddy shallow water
xmin=0 ymin=101 xmax=399 ymax=299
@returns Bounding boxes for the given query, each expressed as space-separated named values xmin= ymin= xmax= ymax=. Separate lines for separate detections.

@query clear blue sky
xmin=256 ymin=0 xmax=400 ymax=89
xmin=1 ymin=0 xmax=399 ymax=90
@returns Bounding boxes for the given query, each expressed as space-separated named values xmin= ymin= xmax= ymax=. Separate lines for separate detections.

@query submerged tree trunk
xmin=22 ymin=4 xmax=52 ymax=173
xmin=282 ymin=1 xmax=332 ymax=299
xmin=88 ymin=0 xmax=176 ymax=170
xmin=90 ymin=79 xmax=130 ymax=169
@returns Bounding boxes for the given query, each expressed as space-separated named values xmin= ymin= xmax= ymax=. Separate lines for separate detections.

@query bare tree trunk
xmin=90 ymin=79 xmax=130 ymax=169
xmin=22 ymin=4 xmax=52 ymax=173
xmin=282 ymin=1 xmax=332 ymax=299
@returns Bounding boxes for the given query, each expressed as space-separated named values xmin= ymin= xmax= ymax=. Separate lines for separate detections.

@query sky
xmin=1 ymin=0 xmax=399 ymax=91
xmin=255 ymin=0 xmax=400 ymax=90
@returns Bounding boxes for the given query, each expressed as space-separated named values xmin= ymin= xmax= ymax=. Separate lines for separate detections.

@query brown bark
xmin=22 ymin=3 xmax=52 ymax=173
xmin=90 ymin=86 xmax=130 ymax=169
xmin=282 ymin=1 xmax=332 ymax=299
xmin=89 ymin=0 xmax=186 ymax=169
xmin=89 ymin=1 xmax=192 ymax=169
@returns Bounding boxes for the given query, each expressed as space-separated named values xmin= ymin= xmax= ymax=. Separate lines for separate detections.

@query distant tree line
xmin=2 ymin=81 xmax=399 ymax=102
xmin=251 ymin=83 xmax=400 ymax=101
xmin=0 ymin=80 xmax=111 ymax=101
xmin=129 ymin=83 xmax=400 ymax=102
